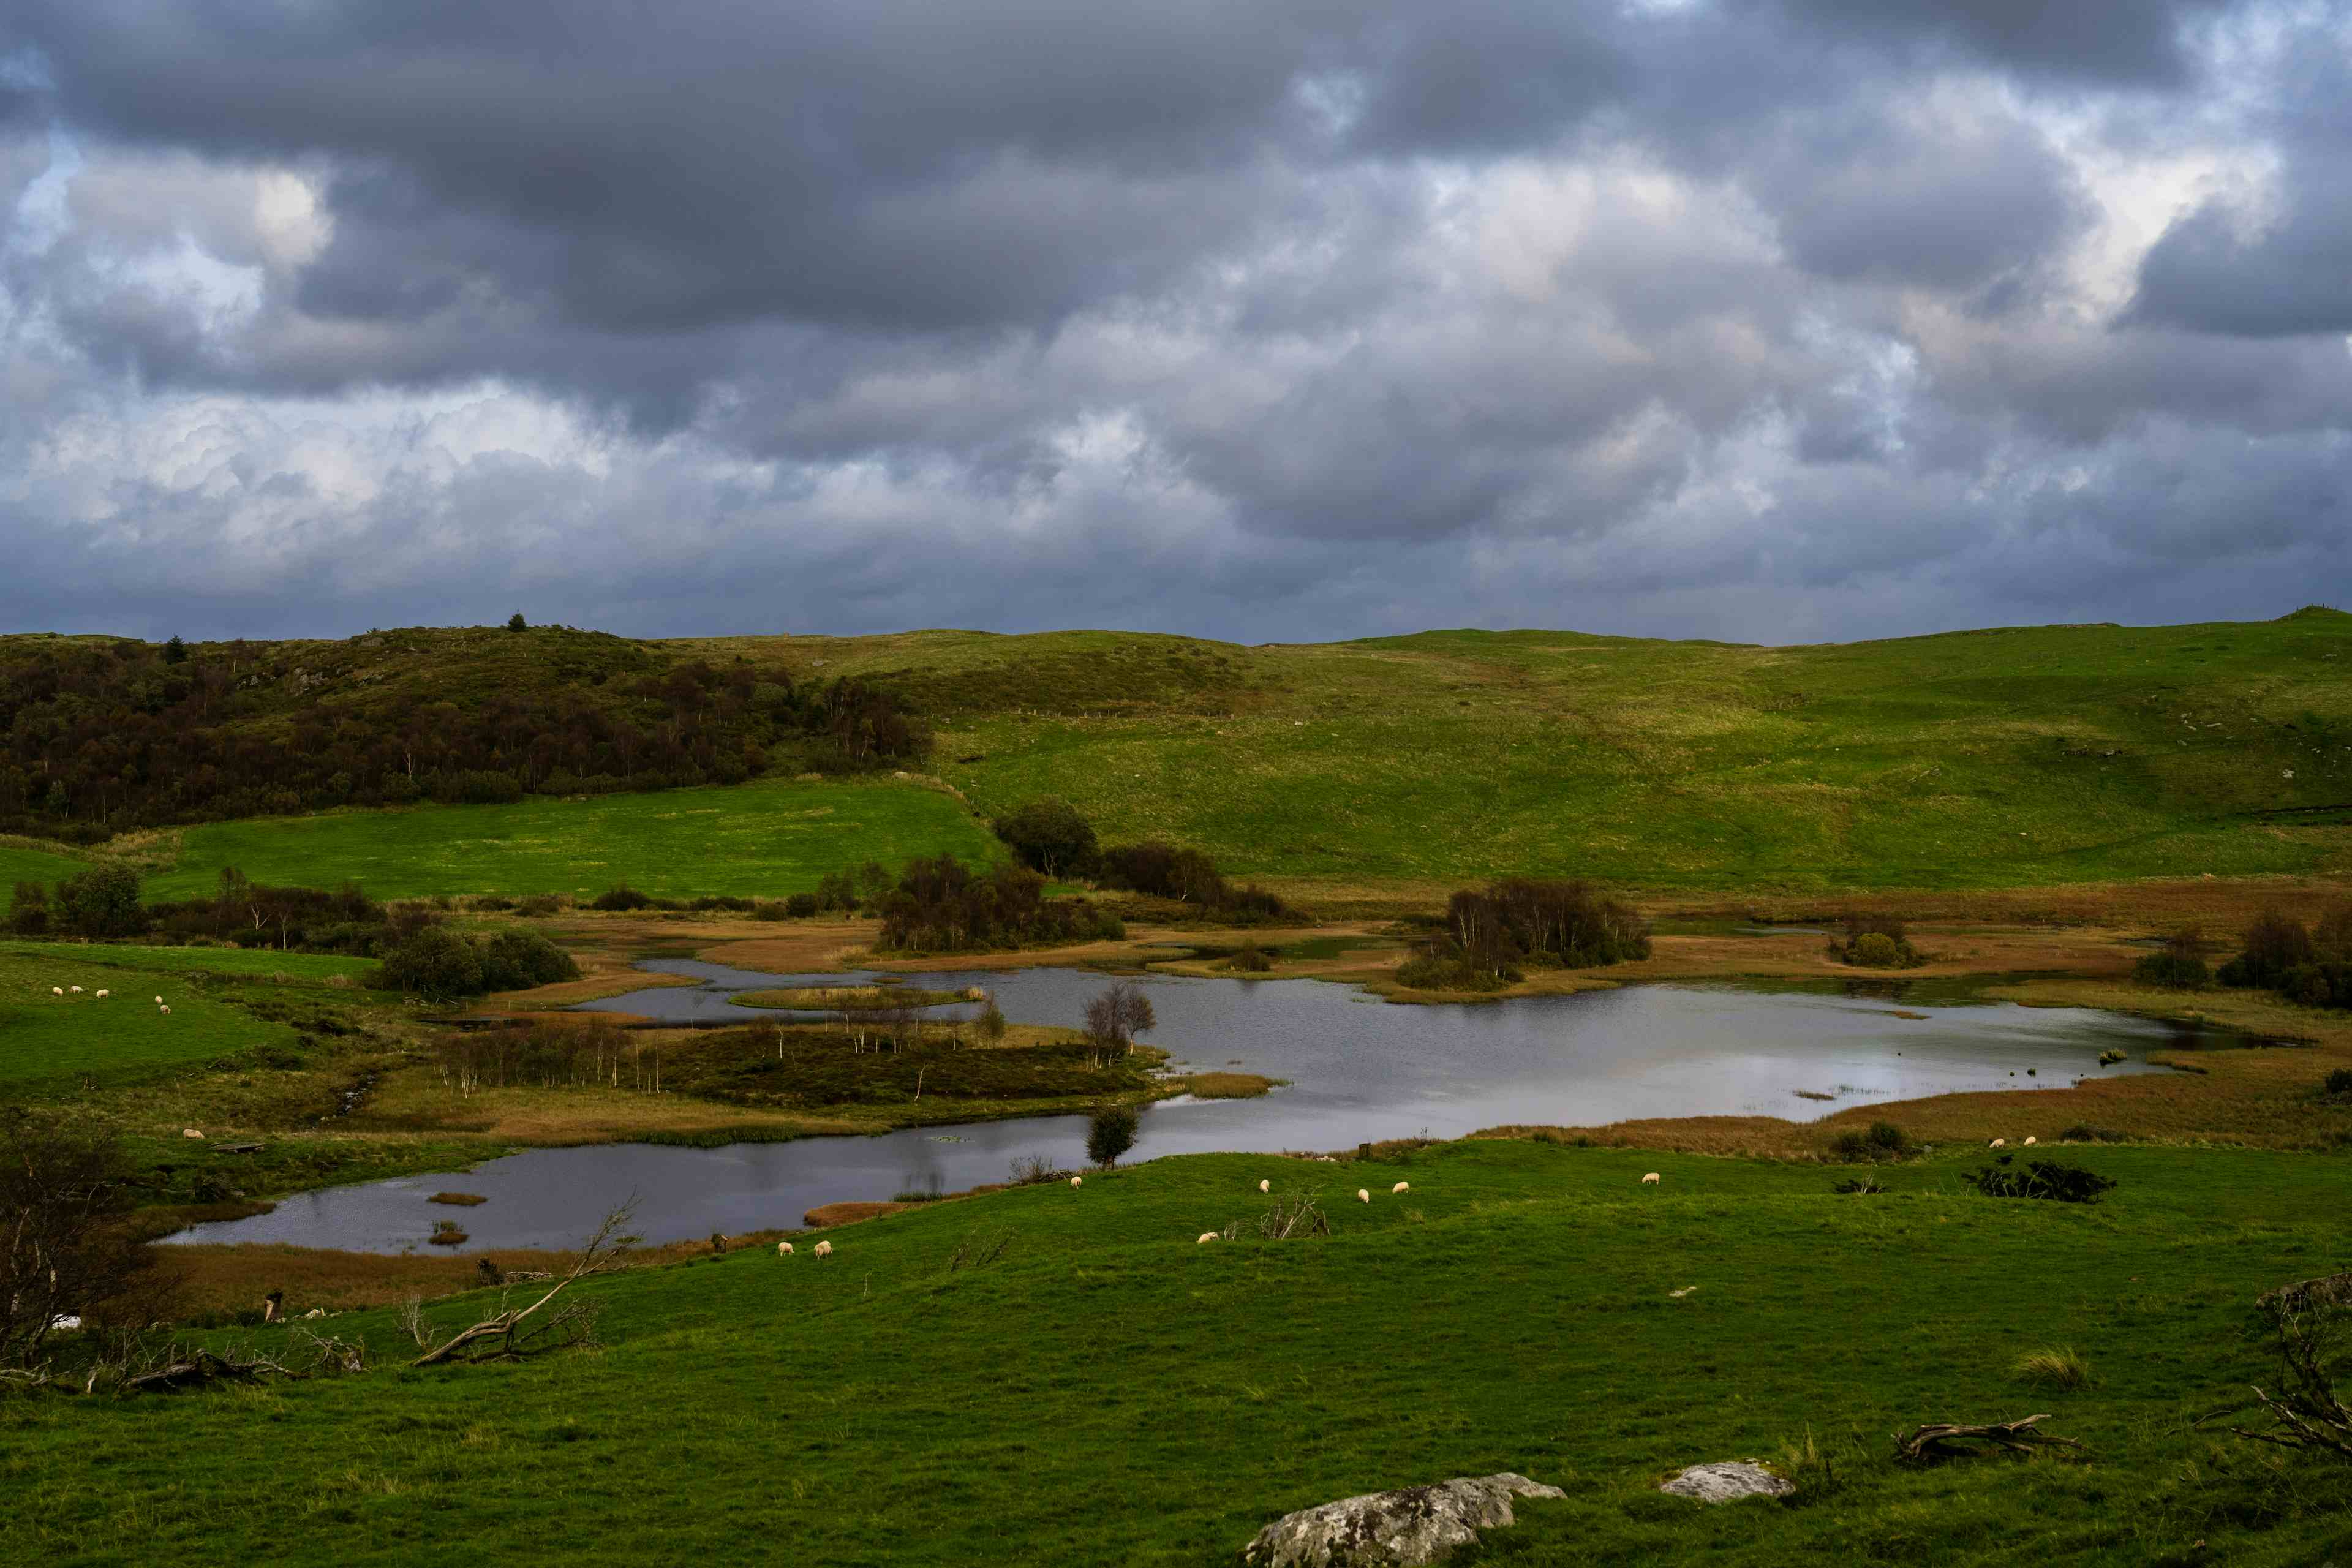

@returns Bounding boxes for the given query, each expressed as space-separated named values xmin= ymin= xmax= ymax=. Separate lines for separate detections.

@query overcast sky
xmin=2 ymin=1 xmax=2348 ymax=647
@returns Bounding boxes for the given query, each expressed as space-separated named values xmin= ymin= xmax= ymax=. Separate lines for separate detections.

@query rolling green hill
xmin=8 ymin=1139 xmax=2345 ymax=1565
xmin=9 ymin=610 xmax=2350 ymax=897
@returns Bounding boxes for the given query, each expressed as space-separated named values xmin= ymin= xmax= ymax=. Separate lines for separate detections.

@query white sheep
xmin=1258 ymin=1178 xmax=1270 ymax=1193
xmin=777 ymin=1242 xmax=794 ymax=1257
xmin=1989 ymin=1138 xmax=2005 ymax=1148
xmin=159 ymin=1005 xmax=171 ymax=1015
xmin=1070 ymin=1175 xmax=1082 ymax=1188
xmin=1392 ymin=1181 xmax=1409 ymax=1194
xmin=813 ymin=1240 xmax=833 ymax=1258
xmin=51 ymin=987 xmax=61 ymax=997
xmin=1641 ymin=1172 xmax=1660 ymax=1186
xmin=1196 ymin=1232 xmax=1219 ymax=1244
xmin=1356 ymin=1188 xmax=1370 ymax=1203
xmin=182 ymin=1129 xmax=204 ymax=1139
xmin=2022 ymin=1136 xmax=2037 ymax=1147
xmin=154 ymin=995 xmax=164 ymax=1005
xmin=69 ymin=986 xmax=82 ymax=993
xmin=94 ymin=989 xmax=108 ymax=999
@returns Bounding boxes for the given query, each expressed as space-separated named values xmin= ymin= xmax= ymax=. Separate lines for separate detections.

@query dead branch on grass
xmin=1891 ymin=1414 xmax=2084 ymax=1462
xmin=407 ymin=1200 xmax=637 ymax=1368
xmin=2206 ymin=1293 xmax=2352 ymax=1463
xmin=1257 ymin=1196 xmax=1331 ymax=1240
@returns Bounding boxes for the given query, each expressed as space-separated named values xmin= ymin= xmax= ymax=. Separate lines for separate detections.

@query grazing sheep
xmin=1668 ymin=1286 xmax=1699 ymax=1299
xmin=51 ymin=987 xmax=61 ymax=997
xmin=777 ymin=1242 xmax=794 ymax=1257
xmin=1989 ymin=1138 xmax=2006 ymax=1148
xmin=69 ymin=986 xmax=82 ymax=993
xmin=1392 ymin=1181 xmax=1410 ymax=1194
xmin=1196 ymin=1232 xmax=1219 ymax=1244
xmin=1641 ymin=1172 xmax=1660 ymax=1186
xmin=1356 ymin=1188 xmax=1370 ymax=1203
xmin=1070 ymin=1175 xmax=1082 ymax=1188
xmin=182 ymin=1129 xmax=205 ymax=1139
xmin=94 ymin=989 xmax=107 ymax=999
xmin=159 ymin=1005 xmax=170 ymax=1015
xmin=154 ymin=995 xmax=164 ymax=1005
xmin=813 ymin=1240 xmax=833 ymax=1258
xmin=2022 ymin=1136 xmax=2037 ymax=1147
xmin=1258 ymin=1178 xmax=1270 ymax=1193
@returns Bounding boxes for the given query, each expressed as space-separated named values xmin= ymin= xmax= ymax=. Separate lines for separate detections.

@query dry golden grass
xmin=160 ymin=1227 xmax=800 ymax=1316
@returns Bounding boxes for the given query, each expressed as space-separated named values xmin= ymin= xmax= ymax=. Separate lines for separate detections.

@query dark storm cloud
xmin=0 ymin=0 xmax=2346 ymax=647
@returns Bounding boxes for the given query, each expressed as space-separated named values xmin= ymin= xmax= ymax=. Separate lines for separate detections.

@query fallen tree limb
xmin=1892 ymin=1414 xmax=2084 ymax=1462
xmin=409 ymin=1200 xmax=635 ymax=1368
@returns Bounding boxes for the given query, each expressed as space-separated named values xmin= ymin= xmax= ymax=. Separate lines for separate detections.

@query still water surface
xmin=167 ymin=963 xmax=2198 ymax=1253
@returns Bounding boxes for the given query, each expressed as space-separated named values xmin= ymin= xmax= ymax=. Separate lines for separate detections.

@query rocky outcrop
xmin=1657 ymin=1461 xmax=1793 ymax=1503
xmin=1242 ymin=1472 xmax=1564 ymax=1566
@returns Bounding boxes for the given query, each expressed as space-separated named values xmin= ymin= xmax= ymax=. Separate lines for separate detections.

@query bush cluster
xmin=1826 ymin=916 xmax=1921 ymax=969
xmin=374 ymin=928 xmax=580 ymax=1001
xmin=2217 ymin=905 xmax=2352 ymax=1010
xmin=874 ymin=856 xmax=1123 ymax=953
xmin=1828 ymin=1121 xmax=1915 ymax=1163
xmin=1959 ymin=1155 xmax=2117 ymax=1204
xmin=1400 ymin=877 xmax=1648 ymax=990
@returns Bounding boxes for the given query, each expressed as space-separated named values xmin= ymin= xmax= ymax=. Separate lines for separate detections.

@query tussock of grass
xmin=2013 ymin=1346 xmax=2094 ymax=1390
xmin=427 ymin=1192 xmax=488 ymax=1207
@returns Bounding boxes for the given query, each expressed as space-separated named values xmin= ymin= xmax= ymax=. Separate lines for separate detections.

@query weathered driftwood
xmin=1892 ymin=1414 xmax=2084 ymax=1462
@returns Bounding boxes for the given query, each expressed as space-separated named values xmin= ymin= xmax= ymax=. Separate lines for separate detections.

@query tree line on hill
xmin=6 ymin=864 xmax=577 ymax=1000
xmin=0 ymin=632 xmax=927 ymax=842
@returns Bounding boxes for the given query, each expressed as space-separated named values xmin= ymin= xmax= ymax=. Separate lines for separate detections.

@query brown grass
xmin=159 ymin=1227 xmax=802 ymax=1316
xmin=427 ymin=1191 xmax=488 ymax=1206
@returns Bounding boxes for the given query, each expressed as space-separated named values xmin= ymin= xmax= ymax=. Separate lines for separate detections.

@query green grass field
xmin=7 ymin=1139 xmax=2346 ymax=1565
xmin=136 ymin=777 xmax=1000 ymax=902
xmin=0 ymin=839 xmax=91 ymax=891
xmin=845 ymin=615 xmax=2352 ymax=891
xmin=0 ymin=946 xmax=342 ymax=1087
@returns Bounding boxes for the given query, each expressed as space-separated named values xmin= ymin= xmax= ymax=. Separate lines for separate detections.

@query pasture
xmin=137 ymin=777 xmax=1000 ymax=902
xmin=0 ymin=946 xmax=329 ymax=1088
xmin=4 ymin=1138 xmax=2345 ymax=1565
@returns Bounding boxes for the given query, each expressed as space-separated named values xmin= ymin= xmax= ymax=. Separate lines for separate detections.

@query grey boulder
xmin=1242 ymin=1472 xmax=1564 ymax=1567
xmin=1657 ymin=1461 xmax=1793 ymax=1503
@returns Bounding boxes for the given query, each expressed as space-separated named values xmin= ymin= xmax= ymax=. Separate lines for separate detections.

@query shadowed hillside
xmin=5 ymin=610 xmax=2347 ymax=893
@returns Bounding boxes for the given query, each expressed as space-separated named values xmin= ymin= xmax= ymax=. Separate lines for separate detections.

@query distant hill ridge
xmin=2 ymin=609 xmax=2346 ymax=891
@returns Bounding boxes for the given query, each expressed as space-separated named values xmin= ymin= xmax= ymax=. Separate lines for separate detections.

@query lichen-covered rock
xmin=1242 ymin=1472 xmax=1564 ymax=1566
xmin=1657 ymin=1461 xmax=1793 ymax=1503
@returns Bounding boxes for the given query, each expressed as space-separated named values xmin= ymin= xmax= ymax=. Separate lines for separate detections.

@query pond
xmin=166 ymin=965 xmax=2211 ymax=1254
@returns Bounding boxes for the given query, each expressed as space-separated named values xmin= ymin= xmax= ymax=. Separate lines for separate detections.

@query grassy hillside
xmin=733 ymin=611 xmax=2352 ymax=891
xmin=138 ymin=777 xmax=999 ymax=902
xmin=7 ymin=1139 xmax=2346 ymax=1564
xmin=0 ymin=839 xmax=92 ymax=890
xmin=12 ymin=609 xmax=2350 ymax=896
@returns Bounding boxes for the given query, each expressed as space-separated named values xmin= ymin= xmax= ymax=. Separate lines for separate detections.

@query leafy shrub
xmin=783 ymin=892 xmax=820 ymax=918
xmin=1828 ymin=1121 xmax=1914 ymax=1163
xmin=1095 ymin=841 xmax=1290 ymax=922
xmin=1226 ymin=944 xmax=1273 ymax=972
xmin=476 ymin=930 xmax=581 ymax=991
xmin=375 ymin=928 xmax=578 ymax=1000
xmin=2057 ymin=1124 xmax=2132 ymax=1143
xmin=1849 ymin=932 xmax=1902 ymax=967
xmin=591 ymin=883 xmax=654 ymax=911
xmin=1394 ymin=946 xmax=1518 ymax=992
xmin=874 ymin=856 xmax=1123 ymax=952
xmin=1085 ymin=1104 xmax=1139 ymax=1169
xmin=6 ymin=880 xmax=48 ymax=936
xmin=1960 ymin=1155 xmax=2117 ymax=1204
xmin=2133 ymin=949 xmax=2209 ymax=989
xmin=2226 ymin=911 xmax=2316 ymax=989
xmin=517 ymin=894 xmax=564 ymax=916
xmin=52 ymin=863 xmax=146 ymax=938
xmin=2323 ymin=1068 xmax=2352 ymax=1098
xmin=990 ymin=798 xmax=1100 ymax=879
